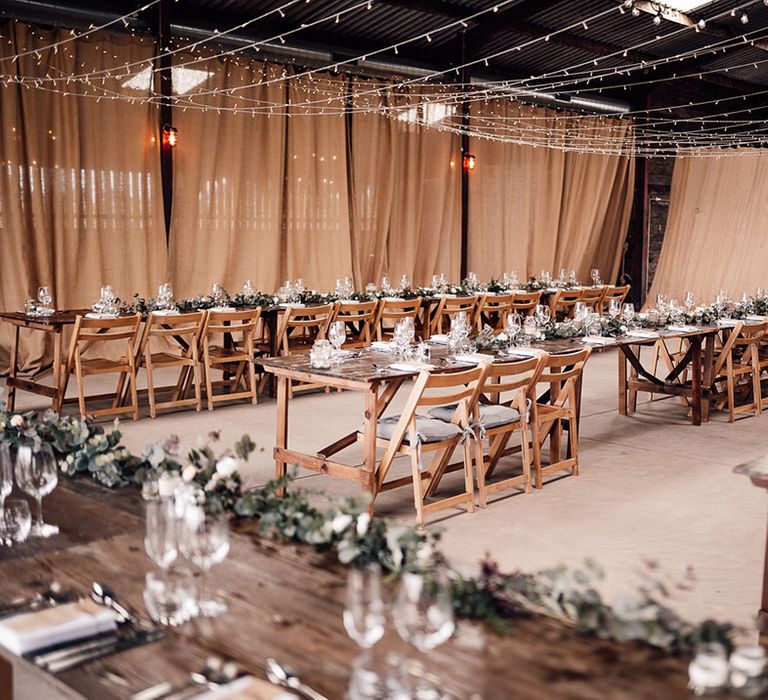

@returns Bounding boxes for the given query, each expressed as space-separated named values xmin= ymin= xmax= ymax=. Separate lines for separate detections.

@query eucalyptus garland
xmin=0 ymin=405 xmax=737 ymax=657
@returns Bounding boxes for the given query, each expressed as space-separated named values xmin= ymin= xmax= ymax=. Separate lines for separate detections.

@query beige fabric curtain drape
xmin=648 ymin=151 xmax=768 ymax=304
xmin=0 ymin=22 xmax=165 ymax=371
xmin=467 ymin=100 xmax=634 ymax=283
xmin=349 ymin=85 xmax=461 ymax=288
xmin=169 ymin=58 xmax=286 ymax=297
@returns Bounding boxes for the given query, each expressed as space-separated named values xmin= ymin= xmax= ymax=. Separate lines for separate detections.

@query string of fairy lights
xmin=0 ymin=0 xmax=766 ymax=157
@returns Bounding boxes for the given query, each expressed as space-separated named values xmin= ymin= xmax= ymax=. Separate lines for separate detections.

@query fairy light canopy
xmin=0 ymin=0 xmax=767 ymax=157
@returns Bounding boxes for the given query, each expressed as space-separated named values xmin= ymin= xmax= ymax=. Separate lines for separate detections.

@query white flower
xmin=10 ymin=415 xmax=24 ymax=428
xmin=216 ymin=456 xmax=239 ymax=477
xmin=497 ymin=332 xmax=508 ymax=342
xmin=205 ymin=472 xmax=222 ymax=491
xmin=158 ymin=472 xmax=182 ymax=498
xmin=181 ymin=465 xmax=197 ymax=482
xmin=356 ymin=512 xmax=371 ymax=537
xmin=331 ymin=513 xmax=354 ymax=534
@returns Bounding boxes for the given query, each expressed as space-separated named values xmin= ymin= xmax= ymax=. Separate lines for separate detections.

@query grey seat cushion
xmin=360 ymin=415 xmax=463 ymax=444
xmin=429 ymin=403 xmax=521 ymax=428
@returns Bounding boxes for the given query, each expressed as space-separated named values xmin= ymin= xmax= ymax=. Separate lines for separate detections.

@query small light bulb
xmin=697 ymin=18 xmax=705 ymax=29
xmin=632 ymin=6 xmax=640 ymax=16
xmin=653 ymin=13 xmax=661 ymax=25
xmin=741 ymin=12 xmax=749 ymax=23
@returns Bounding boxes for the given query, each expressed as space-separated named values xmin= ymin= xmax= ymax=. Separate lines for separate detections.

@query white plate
xmin=151 ymin=308 xmax=180 ymax=316
xmin=209 ymin=307 xmax=237 ymax=313
xmin=85 ymin=312 xmax=119 ymax=319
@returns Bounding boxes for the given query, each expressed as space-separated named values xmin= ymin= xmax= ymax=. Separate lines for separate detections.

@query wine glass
xmin=684 ymin=291 xmax=696 ymax=311
xmin=574 ymin=302 xmax=588 ymax=323
xmin=534 ymin=304 xmax=550 ymax=326
xmin=381 ymin=277 xmax=391 ymax=293
xmin=505 ymin=312 xmax=522 ymax=336
xmin=3 ymin=499 xmax=31 ymax=545
xmin=622 ymin=303 xmax=635 ymax=326
xmin=0 ymin=443 xmax=12 ymax=525
xmin=145 ymin=498 xmax=178 ymax=576
xmin=37 ymin=286 xmax=52 ymax=314
xmin=393 ymin=565 xmax=455 ymax=652
xmin=343 ymin=564 xmax=386 ymax=649
xmin=14 ymin=445 xmax=58 ymax=538
xmin=608 ymin=298 xmax=621 ymax=319
xmin=329 ymin=320 xmax=347 ymax=357
xmin=179 ymin=498 xmax=230 ymax=617
xmin=590 ymin=269 xmax=601 ymax=286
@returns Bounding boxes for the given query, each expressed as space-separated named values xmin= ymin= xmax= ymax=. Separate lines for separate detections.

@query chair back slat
xmin=331 ymin=300 xmax=378 ymax=347
xmin=374 ymin=298 xmax=421 ymax=340
xmin=276 ymin=303 xmax=334 ymax=355
xmin=415 ymin=365 xmax=485 ymax=407
xmin=478 ymin=355 xmax=546 ymax=397
xmin=578 ymin=286 xmax=606 ymax=310
xmin=510 ymin=291 xmax=541 ymax=316
xmin=549 ymin=290 xmax=582 ymax=320
xmin=601 ymin=285 xmax=631 ymax=313
xmin=430 ymin=296 xmax=478 ymax=335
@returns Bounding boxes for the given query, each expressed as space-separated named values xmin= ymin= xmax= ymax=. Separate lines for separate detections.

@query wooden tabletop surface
xmin=0 ymin=480 xmax=700 ymax=700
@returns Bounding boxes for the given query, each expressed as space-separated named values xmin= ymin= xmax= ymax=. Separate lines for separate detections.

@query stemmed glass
xmin=505 ymin=312 xmax=522 ymax=337
xmin=534 ymin=304 xmax=550 ymax=327
xmin=621 ymin=303 xmax=635 ymax=327
xmin=145 ymin=498 xmax=178 ymax=580
xmin=684 ymin=291 xmax=696 ymax=311
xmin=179 ymin=497 xmax=230 ymax=617
xmin=591 ymin=269 xmax=601 ymax=286
xmin=394 ymin=318 xmax=415 ymax=356
xmin=329 ymin=321 xmax=347 ymax=360
xmin=0 ymin=443 xmax=12 ymax=524
xmin=343 ymin=564 xmax=386 ymax=649
xmin=608 ymin=298 xmax=621 ymax=319
xmin=37 ymin=286 xmax=53 ymax=315
xmin=14 ymin=444 xmax=59 ymax=538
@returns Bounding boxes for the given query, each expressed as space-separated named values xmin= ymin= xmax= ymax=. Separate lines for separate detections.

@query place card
xmin=0 ymin=599 xmax=117 ymax=656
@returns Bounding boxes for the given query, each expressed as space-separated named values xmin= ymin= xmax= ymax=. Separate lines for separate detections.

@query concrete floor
xmin=9 ymin=347 xmax=767 ymax=636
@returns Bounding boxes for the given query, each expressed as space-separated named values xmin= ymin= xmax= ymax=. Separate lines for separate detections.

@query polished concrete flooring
xmin=9 ymin=347 xmax=767 ymax=637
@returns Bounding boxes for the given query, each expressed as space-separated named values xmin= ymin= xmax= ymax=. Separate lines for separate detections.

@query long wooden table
xmin=0 ymin=480 xmax=701 ymax=699
xmin=260 ymin=339 xmax=584 ymax=502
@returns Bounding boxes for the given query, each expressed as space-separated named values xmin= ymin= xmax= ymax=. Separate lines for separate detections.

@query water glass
xmin=621 ymin=303 xmax=635 ymax=326
xmin=0 ymin=443 xmax=12 ymax=521
xmin=569 ymin=270 xmax=578 ymax=286
xmin=310 ymin=339 xmax=334 ymax=369
xmin=684 ymin=291 xmax=696 ymax=310
xmin=179 ymin=499 xmax=230 ymax=617
xmin=574 ymin=302 xmax=588 ymax=323
xmin=523 ymin=316 xmax=538 ymax=337
xmin=343 ymin=564 xmax=386 ymax=649
xmin=348 ymin=652 xmax=411 ymax=700
xmin=400 ymin=274 xmax=410 ymax=290
xmin=534 ymin=304 xmax=550 ymax=326
xmin=145 ymin=497 xmax=178 ymax=571
xmin=505 ymin=313 xmax=522 ymax=335
xmin=591 ymin=269 xmax=601 ymax=286
xmin=381 ymin=277 xmax=391 ymax=293
xmin=3 ymin=499 xmax=31 ymax=545
xmin=143 ymin=568 xmax=197 ymax=626
xmin=608 ymin=298 xmax=621 ymax=319
xmin=14 ymin=444 xmax=59 ymax=538
xmin=365 ymin=283 xmax=377 ymax=296
xmin=37 ymin=286 xmax=53 ymax=313
xmin=393 ymin=566 xmax=455 ymax=653
xmin=242 ymin=279 xmax=255 ymax=297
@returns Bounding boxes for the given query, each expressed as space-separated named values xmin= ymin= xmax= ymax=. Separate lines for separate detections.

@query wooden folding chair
xmin=429 ymin=296 xmax=478 ymax=336
xmin=67 ymin=314 xmax=142 ymax=420
xmin=601 ymin=285 xmax=631 ymax=314
xmin=464 ymin=356 xmax=546 ymax=506
xmin=200 ymin=308 xmax=262 ymax=410
xmin=359 ymin=365 xmax=484 ymax=528
xmin=137 ymin=311 xmax=205 ymax=418
xmin=329 ymin=300 xmax=377 ymax=348
xmin=373 ymin=298 xmax=421 ymax=341
xmin=528 ymin=348 xmax=591 ymax=489
xmin=578 ymin=286 xmax=607 ymax=311
xmin=474 ymin=293 xmax=514 ymax=332
xmin=710 ymin=321 xmax=766 ymax=421
xmin=510 ymin=291 xmax=541 ymax=317
xmin=549 ymin=289 xmax=582 ymax=320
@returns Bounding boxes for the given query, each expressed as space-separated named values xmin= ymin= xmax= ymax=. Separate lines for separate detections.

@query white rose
xmin=205 ymin=472 xmax=222 ymax=491
xmin=497 ymin=332 xmax=508 ymax=342
xmin=181 ymin=465 xmax=197 ymax=482
xmin=331 ymin=513 xmax=354 ymax=534
xmin=356 ymin=513 xmax=371 ymax=537
xmin=10 ymin=415 xmax=24 ymax=428
xmin=216 ymin=456 xmax=239 ymax=477
xmin=158 ymin=472 xmax=182 ymax=498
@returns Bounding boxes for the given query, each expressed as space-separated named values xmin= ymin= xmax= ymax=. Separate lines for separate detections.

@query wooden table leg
xmin=363 ymin=384 xmax=379 ymax=506
xmin=275 ymin=376 xmax=289 ymax=496
xmin=701 ymin=333 xmax=715 ymax=423
xmin=52 ymin=327 xmax=63 ymax=411
xmin=6 ymin=326 xmax=19 ymax=412
xmin=618 ymin=347 xmax=628 ymax=416
xmin=690 ymin=336 xmax=702 ymax=426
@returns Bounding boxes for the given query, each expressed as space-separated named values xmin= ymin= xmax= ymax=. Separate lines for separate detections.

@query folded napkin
xmin=625 ymin=329 xmax=659 ymax=338
xmin=453 ymin=353 xmax=494 ymax=365
xmin=191 ymin=675 xmax=298 ymax=699
xmin=277 ymin=303 xmax=305 ymax=309
xmin=382 ymin=296 xmax=401 ymax=301
xmin=545 ymin=288 xmax=560 ymax=293
xmin=85 ymin=312 xmax=119 ymax=320
xmin=371 ymin=341 xmax=395 ymax=352
xmin=210 ymin=306 xmax=237 ymax=313
xmin=0 ymin=599 xmax=117 ymax=656
xmin=716 ymin=318 xmax=740 ymax=327
xmin=507 ymin=348 xmax=547 ymax=359
xmin=666 ymin=325 xmax=699 ymax=333
xmin=388 ymin=362 xmax=434 ymax=372
xmin=151 ymin=309 xmax=180 ymax=316
xmin=746 ymin=315 xmax=767 ymax=321
xmin=581 ymin=336 xmax=616 ymax=345
xmin=442 ymin=293 xmax=457 ymax=299
xmin=429 ymin=334 xmax=449 ymax=345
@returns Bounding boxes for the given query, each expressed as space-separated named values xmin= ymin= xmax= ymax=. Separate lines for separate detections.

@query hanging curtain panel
xmin=0 ymin=22 xmax=165 ymax=371
xmin=169 ymin=57 xmax=286 ymax=297
xmin=467 ymin=100 xmax=634 ymax=283
xmin=647 ymin=151 xmax=768 ymax=304
xmin=283 ymin=76 xmax=353 ymax=291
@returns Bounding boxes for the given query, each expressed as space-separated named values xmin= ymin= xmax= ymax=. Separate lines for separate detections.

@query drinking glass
xmin=534 ymin=304 xmax=550 ymax=326
xmin=585 ymin=313 xmax=602 ymax=339
xmin=145 ymin=498 xmax=178 ymax=573
xmin=143 ymin=568 xmax=197 ymax=626
xmin=591 ymin=269 xmax=601 ymax=286
xmin=574 ymin=302 xmax=588 ymax=323
xmin=684 ymin=291 xmax=696 ymax=310
xmin=523 ymin=316 xmax=538 ymax=338
xmin=431 ymin=275 xmax=440 ymax=290
xmin=37 ymin=286 xmax=53 ymax=313
xmin=381 ymin=277 xmax=391 ymax=293
xmin=0 ymin=443 xmax=12 ymax=524
xmin=608 ymin=298 xmax=621 ymax=319
xmin=392 ymin=566 xmax=455 ymax=653
xmin=343 ymin=564 xmax=386 ymax=649
xmin=3 ymin=499 xmax=31 ymax=545
xmin=365 ymin=283 xmax=377 ymax=296
xmin=400 ymin=274 xmax=410 ymax=291
xmin=329 ymin=321 xmax=347 ymax=357
xmin=179 ymin=498 xmax=230 ymax=617
xmin=621 ymin=303 xmax=635 ymax=326
xmin=505 ymin=313 xmax=522 ymax=336
xmin=569 ymin=270 xmax=578 ymax=286
xmin=211 ymin=283 xmax=225 ymax=307
xmin=14 ymin=445 xmax=58 ymax=538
